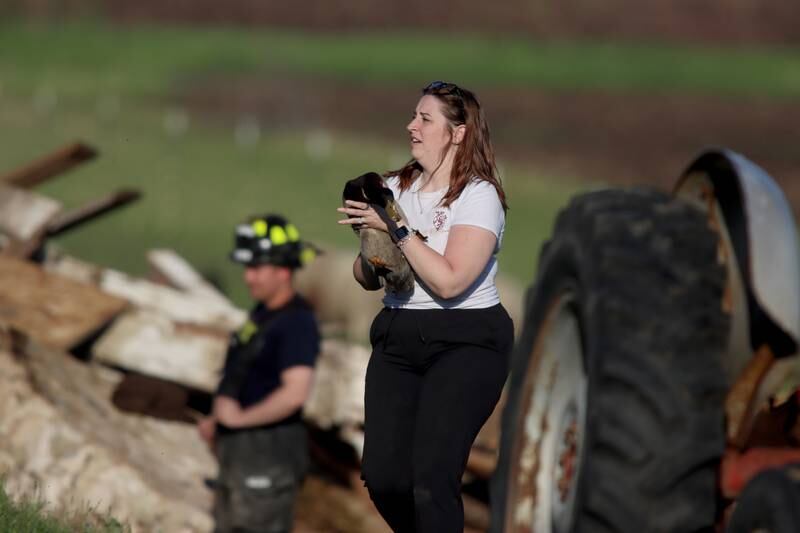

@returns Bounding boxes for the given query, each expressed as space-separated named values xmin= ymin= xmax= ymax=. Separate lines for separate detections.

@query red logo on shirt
xmin=433 ymin=210 xmax=447 ymax=231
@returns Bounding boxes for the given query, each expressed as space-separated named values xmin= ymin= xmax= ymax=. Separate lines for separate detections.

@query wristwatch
xmin=393 ymin=225 xmax=412 ymax=247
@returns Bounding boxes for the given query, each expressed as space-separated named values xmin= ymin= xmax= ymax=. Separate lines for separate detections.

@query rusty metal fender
xmin=674 ymin=148 xmax=800 ymax=360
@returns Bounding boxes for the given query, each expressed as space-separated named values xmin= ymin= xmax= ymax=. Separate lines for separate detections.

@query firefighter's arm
xmin=213 ymin=366 xmax=314 ymax=429
xmin=197 ymin=415 xmax=216 ymax=445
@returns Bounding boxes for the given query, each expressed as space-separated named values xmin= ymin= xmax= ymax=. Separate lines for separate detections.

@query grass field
xmin=3 ymin=19 xmax=798 ymax=304
xmin=1 ymin=90 xmax=578 ymax=305
xmin=0 ymin=482 xmax=126 ymax=533
xmin=2 ymin=20 xmax=800 ymax=98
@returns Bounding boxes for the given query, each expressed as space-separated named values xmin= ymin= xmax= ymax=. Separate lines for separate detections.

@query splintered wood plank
xmin=100 ymin=269 xmax=246 ymax=331
xmin=46 ymin=188 xmax=141 ymax=237
xmin=146 ymin=248 xmax=233 ymax=308
xmin=0 ymin=185 xmax=62 ymax=242
xmin=0 ymin=256 xmax=127 ymax=349
xmin=92 ymin=309 xmax=228 ymax=392
xmin=0 ymin=142 xmax=97 ymax=189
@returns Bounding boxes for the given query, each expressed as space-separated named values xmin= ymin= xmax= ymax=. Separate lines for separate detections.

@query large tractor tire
xmin=491 ymin=189 xmax=730 ymax=533
xmin=727 ymin=464 xmax=800 ymax=533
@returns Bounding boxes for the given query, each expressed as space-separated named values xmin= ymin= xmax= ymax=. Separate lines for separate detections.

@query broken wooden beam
xmin=0 ymin=184 xmax=62 ymax=257
xmin=100 ymin=269 xmax=246 ymax=332
xmin=46 ymin=189 xmax=141 ymax=237
xmin=146 ymin=248 xmax=232 ymax=308
xmin=0 ymin=142 xmax=97 ymax=189
xmin=92 ymin=309 xmax=228 ymax=393
xmin=0 ymin=256 xmax=127 ymax=349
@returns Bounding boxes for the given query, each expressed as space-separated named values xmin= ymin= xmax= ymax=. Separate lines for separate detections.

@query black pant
xmin=214 ymin=422 xmax=308 ymax=533
xmin=362 ymin=304 xmax=513 ymax=533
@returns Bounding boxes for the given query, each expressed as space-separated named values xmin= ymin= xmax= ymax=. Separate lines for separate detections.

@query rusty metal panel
xmin=0 ymin=256 xmax=127 ymax=349
xmin=675 ymin=149 xmax=800 ymax=354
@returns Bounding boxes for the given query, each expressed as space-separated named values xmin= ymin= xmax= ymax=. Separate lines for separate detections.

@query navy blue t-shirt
xmin=217 ymin=294 xmax=320 ymax=416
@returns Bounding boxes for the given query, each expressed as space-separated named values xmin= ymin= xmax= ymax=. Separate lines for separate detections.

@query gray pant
xmin=213 ymin=422 xmax=309 ymax=533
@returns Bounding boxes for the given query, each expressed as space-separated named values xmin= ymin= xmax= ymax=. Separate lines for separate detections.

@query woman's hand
xmin=337 ymin=200 xmax=391 ymax=233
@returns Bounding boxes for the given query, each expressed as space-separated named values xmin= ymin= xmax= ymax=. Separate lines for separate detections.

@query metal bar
xmin=0 ymin=142 xmax=97 ymax=189
xmin=725 ymin=344 xmax=775 ymax=448
xmin=720 ymin=446 xmax=800 ymax=498
xmin=46 ymin=189 xmax=141 ymax=237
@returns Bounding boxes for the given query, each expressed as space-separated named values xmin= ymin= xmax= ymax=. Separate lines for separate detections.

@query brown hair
xmin=385 ymin=82 xmax=508 ymax=211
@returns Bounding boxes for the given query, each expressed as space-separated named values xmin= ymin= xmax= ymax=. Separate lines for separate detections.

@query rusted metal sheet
xmin=676 ymin=149 xmax=800 ymax=356
xmin=46 ymin=188 xmax=141 ymax=237
xmin=92 ymin=309 xmax=228 ymax=393
xmin=0 ymin=256 xmax=127 ymax=349
xmin=0 ymin=142 xmax=97 ymax=189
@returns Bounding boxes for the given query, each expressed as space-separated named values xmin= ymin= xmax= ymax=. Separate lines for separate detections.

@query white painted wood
xmin=43 ymin=252 xmax=103 ymax=286
xmin=93 ymin=310 xmax=228 ymax=392
xmin=0 ymin=185 xmax=61 ymax=241
xmin=146 ymin=248 xmax=233 ymax=308
xmin=100 ymin=269 xmax=246 ymax=332
xmin=303 ymin=338 xmax=370 ymax=429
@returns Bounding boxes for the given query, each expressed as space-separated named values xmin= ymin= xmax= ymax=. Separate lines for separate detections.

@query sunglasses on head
xmin=423 ymin=80 xmax=463 ymax=98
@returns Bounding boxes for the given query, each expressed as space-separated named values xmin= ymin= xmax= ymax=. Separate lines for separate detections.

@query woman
xmin=337 ymin=81 xmax=513 ymax=533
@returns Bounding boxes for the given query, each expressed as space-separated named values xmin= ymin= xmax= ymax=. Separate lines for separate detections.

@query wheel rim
xmin=504 ymin=291 xmax=588 ymax=533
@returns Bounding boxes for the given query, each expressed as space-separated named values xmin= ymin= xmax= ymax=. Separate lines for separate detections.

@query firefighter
xmin=198 ymin=213 xmax=320 ymax=533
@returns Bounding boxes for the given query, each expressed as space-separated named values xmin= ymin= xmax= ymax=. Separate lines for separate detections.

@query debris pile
xmin=0 ymin=143 xmax=515 ymax=532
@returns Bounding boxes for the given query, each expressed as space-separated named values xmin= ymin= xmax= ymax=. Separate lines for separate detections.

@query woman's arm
xmin=399 ymin=224 xmax=496 ymax=299
xmin=353 ymin=253 xmax=383 ymax=291
xmin=339 ymin=199 xmax=498 ymax=299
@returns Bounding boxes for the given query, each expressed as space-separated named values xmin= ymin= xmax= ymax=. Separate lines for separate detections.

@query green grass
xmin=2 ymin=19 xmax=800 ymax=99
xmin=0 ymin=482 xmax=127 ymax=532
xmin=10 ymin=18 xmax=740 ymax=304
xmin=1 ymin=90 xmax=580 ymax=305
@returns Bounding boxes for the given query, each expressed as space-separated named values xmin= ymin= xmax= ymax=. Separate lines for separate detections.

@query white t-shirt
xmin=382 ymin=175 xmax=505 ymax=309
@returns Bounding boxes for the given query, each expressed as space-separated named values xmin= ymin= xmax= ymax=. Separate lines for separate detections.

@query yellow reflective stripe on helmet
xmin=286 ymin=224 xmax=300 ymax=242
xmin=270 ymin=226 xmax=288 ymax=245
xmin=252 ymin=220 xmax=268 ymax=237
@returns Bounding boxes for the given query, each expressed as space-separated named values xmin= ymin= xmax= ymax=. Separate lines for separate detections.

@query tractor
xmin=490 ymin=148 xmax=800 ymax=532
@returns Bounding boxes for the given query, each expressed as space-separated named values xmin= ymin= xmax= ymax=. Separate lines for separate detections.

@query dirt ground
xmin=104 ymin=0 xmax=800 ymax=46
xmin=181 ymin=78 xmax=800 ymax=215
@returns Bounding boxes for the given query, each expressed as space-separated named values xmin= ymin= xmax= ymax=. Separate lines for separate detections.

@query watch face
xmin=394 ymin=226 xmax=410 ymax=240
